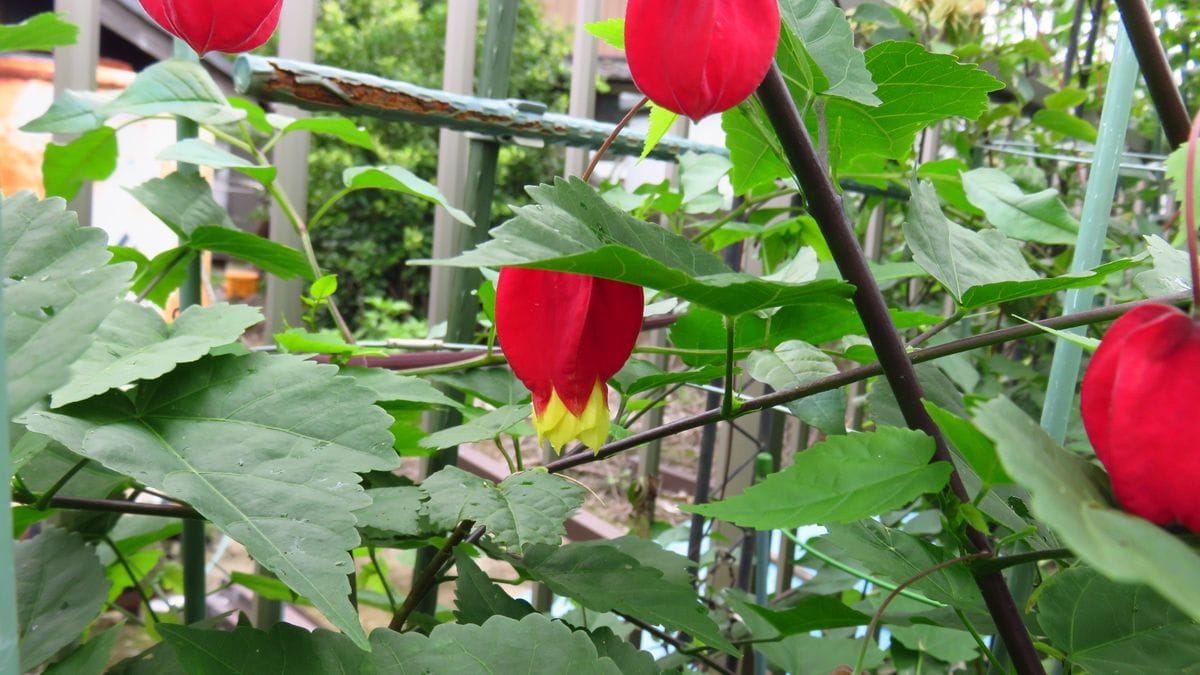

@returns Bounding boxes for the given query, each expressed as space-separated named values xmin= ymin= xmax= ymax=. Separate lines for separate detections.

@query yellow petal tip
xmin=533 ymin=382 xmax=610 ymax=454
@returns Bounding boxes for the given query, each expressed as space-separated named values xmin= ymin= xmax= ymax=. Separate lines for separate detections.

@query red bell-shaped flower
xmin=625 ymin=0 xmax=781 ymax=121
xmin=140 ymin=0 xmax=283 ymax=55
xmin=495 ymin=268 xmax=644 ymax=452
xmin=1080 ymin=303 xmax=1200 ymax=532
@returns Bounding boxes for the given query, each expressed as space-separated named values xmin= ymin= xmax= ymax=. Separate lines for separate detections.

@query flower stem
xmin=34 ymin=459 xmax=90 ymax=511
xmin=582 ymin=96 xmax=649 ymax=182
xmin=1184 ymin=111 xmax=1200 ymax=315
xmin=389 ymin=520 xmax=473 ymax=632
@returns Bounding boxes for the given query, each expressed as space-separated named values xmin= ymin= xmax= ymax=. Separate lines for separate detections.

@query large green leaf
xmin=973 ymin=398 xmax=1200 ymax=622
xmin=281 ymin=117 xmax=375 ymax=151
xmin=0 ymin=12 xmax=78 ymax=52
xmin=42 ymin=127 xmax=118 ymax=201
xmin=1038 ymin=566 xmax=1200 ymax=675
xmin=452 ymin=550 xmax=535 ymax=625
xmin=418 ymin=404 xmax=530 ymax=450
xmin=730 ymin=593 xmax=870 ymax=636
xmin=341 ymin=367 xmax=462 ymax=409
xmin=102 ymin=59 xmax=243 ymax=126
xmin=343 ymin=166 xmax=473 ymax=226
xmin=187 ymin=227 xmax=312 ymax=280
xmin=819 ymin=520 xmax=985 ymax=610
xmin=421 ymin=466 xmax=584 ymax=552
xmin=889 ymin=624 xmax=979 ymax=663
xmin=958 ymin=257 xmax=1138 ymax=310
xmin=779 ymin=0 xmax=879 ymax=105
xmin=14 ymin=527 xmax=110 ymax=671
xmin=2 ymin=192 xmax=132 ymax=418
xmin=24 ymin=353 xmax=399 ymax=648
xmin=126 ymin=172 xmax=236 ymax=237
xmin=722 ymin=104 xmax=791 ymax=195
xmin=44 ymin=624 xmax=122 ymax=675
xmin=427 ymin=178 xmax=853 ymax=315
xmin=904 ymin=180 xmax=1037 ymax=302
xmin=962 ymin=168 xmax=1080 ymax=245
xmin=158 ymin=140 xmax=277 ymax=183
xmin=586 ymin=626 xmax=661 ymax=675
xmin=824 ymin=41 xmax=1002 ymax=168
xmin=683 ymin=427 xmax=951 ymax=528
xmin=1033 ymin=109 xmax=1098 ymax=142
xmin=1134 ymin=235 xmax=1191 ymax=298
xmin=521 ymin=540 xmax=737 ymax=654
xmin=371 ymin=614 xmax=623 ymax=673
xmin=51 ymin=302 xmax=262 ymax=406
xmin=160 ymin=623 xmax=371 ymax=674
xmin=745 ymin=340 xmax=846 ymax=434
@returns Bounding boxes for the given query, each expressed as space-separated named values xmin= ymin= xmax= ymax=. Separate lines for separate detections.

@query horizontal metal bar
xmin=234 ymin=55 xmax=726 ymax=161
xmin=982 ymin=144 xmax=1166 ymax=174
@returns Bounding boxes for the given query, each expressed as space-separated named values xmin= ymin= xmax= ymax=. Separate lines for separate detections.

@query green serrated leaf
xmin=341 ymin=367 xmax=462 ymax=408
xmin=904 ymin=180 xmax=1037 ymax=302
xmin=188 ymin=226 xmax=312 ymax=280
xmin=722 ymin=103 xmax=791 ymax=196
xmin=746 ymin=340 xmax=845 ymax=434
xmin=2 ymin=192 xmax=132 ymax=418
xmin=0 ymin=12 xmax=78 ymax=52
xmin=1038 ymin=566 xmax=1200 ymax=675
xmin=684 ymin=427 xmax=951 ymax=528
xmin=15 ymin=527 xmax=110 ymax=671
xmin=1134 ymin=235 xmax=1192 ymax=298
xmin=820 ymin=520 xmax=985 ymax=609
xmin=44 ymin=624 xmax=122 ymax=675
xmin=24 ymin=353 xmax=399 ymax=649
xmin=824 ymin=41 xmax=1002 ymax=169
xmin=281 ymin=117 xmax=375 ymax=150
xmin=418 ymin=404 xmax=530 ymax=450
xmin=428 ymin=178 xmax=852 ymax=315
xmin=641 ymin=104 xmax=678 ymax=160
xmin=160 ymin=623 xmax=371 ymax=674
xmin=584 ymin=18 xmax=624 ymax=50
xmin=51 ymin=302 xmax=261 ymax=406
xmin=962 ymin=168 xmax=1080 ymax=244
xmin=343 ymin=166 xmax=473 ymax=226
xmin=521 ymin=540 xmax=737 ymax=655
xmin=890 ymin=624 xmax=979 ymax=663
xmin=735 ymin=594 xmax=871 ymax=636
xmin=21 ymin=90 xmax=114 ymax=134
xmin=1033 ymin=108 xmax=1098 ymax=142
xmin=102 ymin=59 xmax=243 ymax=125
xmin=371 ymin=614 xmax=624 ymax=673
xmin=420 ymin=467 xmax=583 ymax=552
xmin=452 ymin=550 xmax=535 ymax=625
xmin=925 ymin=402 xmax=1011 ymax=486
xmin=779 ymin=0 xmax=879 ymax=105
xmin=127 ymin=172 xmax=236 ymax=238
xmin=158 ymin=140 xmax=277 ymax=183
xmin=974 ymin=398 xmax=1200 ymax=623
xmin=42 ymin=127 xmax=118 ymax=200
xmin=958 ymin=257 xmax=1138 ymax=310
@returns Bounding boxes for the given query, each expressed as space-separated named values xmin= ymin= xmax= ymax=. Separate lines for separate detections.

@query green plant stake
xmin=1040 ymin=25 xmax=1140 ymax=443
xmin=174 ymin=38 xmax=208 ymax=626
xmin=1 ymin=259 xmax=17 ymax=675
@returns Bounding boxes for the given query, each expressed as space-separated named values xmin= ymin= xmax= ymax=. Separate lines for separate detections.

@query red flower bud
xmin=625 ymin=0 xmax=781 ymax=121
xmin=1080 ymin=303 xmax=1200 ymax=532
xmin=140 ymin=0 xmax=283 ymax=56
xmin=495 ymin=268 xmax=644 ymax=452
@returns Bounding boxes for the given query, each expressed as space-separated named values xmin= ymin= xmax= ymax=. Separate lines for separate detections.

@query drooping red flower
xmin=1080 ymin=303 xmax=1200 ymax=532
xmin=140 ymin=0 xmax=283 ymax=56
xmin=624 ymin=0 xmax=781 ymax=121
xmin=495 ymin=268 xmax=644 ymax=452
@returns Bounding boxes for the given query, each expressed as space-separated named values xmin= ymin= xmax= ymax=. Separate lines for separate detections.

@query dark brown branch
xmin=1114 ymin=0 xmax=1192 ymax=148
xmin=619 ymin=613 xmax=734 ymax=675
xmin=752 ymin=64 xmax=1043 ymax=675
xmin=14 ymin=493 xmax=201 ymax=519
xmin=388 ymin=519 xmax=474 ymax=631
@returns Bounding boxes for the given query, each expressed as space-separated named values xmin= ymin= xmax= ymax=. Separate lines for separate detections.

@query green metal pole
xmin=174 ymin=39 xmax=208 ymax=625
xmin=412 ymin=0 xmax=520 ymax=617
xmin=1 ymin=229 xmax=19 ymax=675
xmin=1039 ymin=24 xmax=1140 ymax=443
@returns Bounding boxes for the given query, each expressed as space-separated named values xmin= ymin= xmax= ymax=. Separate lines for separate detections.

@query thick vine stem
xmin=753 ymin=65 xmax=1045 ymax=675
xmin=388 ymin=519 xmax=474 ymax=631
xmin=1112 ymin=0 xmax=1192 ymax=148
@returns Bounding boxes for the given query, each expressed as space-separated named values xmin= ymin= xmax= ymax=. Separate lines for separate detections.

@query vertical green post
xmin=412 ymin=0 xmax=520 ymax=616
xmin=173 ymin=39 xmax=208 ymax=625
xmin=1 ymin=248 xmax=18 ymax=675
xmin=1039 ymin=25 xmax=1140 ymax=443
